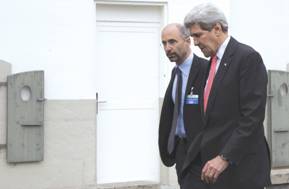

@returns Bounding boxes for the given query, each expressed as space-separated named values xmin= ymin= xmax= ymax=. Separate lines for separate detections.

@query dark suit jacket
xmin=158 ymin=54 xmax=208 ymax=167
xmin=183 ymin=37 xmax=271 ymax=188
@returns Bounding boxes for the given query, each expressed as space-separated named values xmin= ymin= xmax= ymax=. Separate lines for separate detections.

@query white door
xmin=95 ymin=4 xmax=163 ymax=183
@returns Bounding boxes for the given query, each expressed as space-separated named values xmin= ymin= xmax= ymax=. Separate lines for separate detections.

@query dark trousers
xmin=175 ymin=137 xmax=208 ymax=189
xmin=174 ymin=137 xmax=264 ymax=189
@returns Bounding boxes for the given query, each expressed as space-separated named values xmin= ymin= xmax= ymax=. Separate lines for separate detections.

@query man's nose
xmin=165 ymin=44 xmax=172 ymax=52
xmin=193 ymin=38 xmax=199 ymax=46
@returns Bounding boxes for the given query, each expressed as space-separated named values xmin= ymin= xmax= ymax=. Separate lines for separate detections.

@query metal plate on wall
xmin=268 ymin=70 xmax=289 ymax=168
xmin=7 ymin=71 xmax=44 ymax=163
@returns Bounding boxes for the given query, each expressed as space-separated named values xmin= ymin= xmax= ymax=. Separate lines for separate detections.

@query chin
xmin=169 ymin=58 xmax=177 ymax=62
xmin=202 ymin=52 xmax=211 ymax=58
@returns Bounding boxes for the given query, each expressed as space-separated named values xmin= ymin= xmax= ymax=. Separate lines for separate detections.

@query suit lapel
xmin=201 ymin=59 xmax=210 ymax=122
xmin=166 ymin=55 xmax=200 ymax=112
xmin=185 ymin=54 xmax=200 ymax=96
xmin=204 ymin=38 xmax=238 ymax=123
xmin=168 ymin=68 xmax=177 ymax=99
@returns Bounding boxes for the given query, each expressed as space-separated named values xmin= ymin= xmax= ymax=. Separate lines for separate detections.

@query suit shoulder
xmin=194 ymin=54 xmax=209 ymax=66
xmin=192 ymin=55 xmax=208 ymax=77
xmin=233 ymin=38 xmax=260 ymax=57
xmin=232 ymin=38 xmax=266 ymax=70
xmin=239 ymin=43 xmax=257 ymax=54
xmin=236 ymin=42 xmax=264 ymax=66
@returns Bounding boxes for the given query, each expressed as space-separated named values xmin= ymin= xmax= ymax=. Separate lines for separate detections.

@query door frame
xmin=94 ymin=0 xmax=168 ymax=184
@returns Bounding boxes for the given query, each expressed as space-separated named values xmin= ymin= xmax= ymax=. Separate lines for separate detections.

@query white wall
xmin=0 ymin=1 xmax=98 ymax=188
xmin=230 ymin=0 xmax=289 ymax=71
xmin=0 ymin=0 xmax=231 ymax=99
xmin=0 ymin=0 xmax=98 ymax=99
xmin=1 ymin=0 xmax=289 ymax=188
xmin=1 ymin=0 xmax=288 ymax=95
xmin=167 ymin=0 xmax=230 ymax=25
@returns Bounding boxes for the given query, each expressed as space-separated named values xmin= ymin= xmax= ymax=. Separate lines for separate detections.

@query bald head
xmin=161 ymin=23 xmax=191 ymax=65
xmin=162 ymin=23 xmax=190 ymax=40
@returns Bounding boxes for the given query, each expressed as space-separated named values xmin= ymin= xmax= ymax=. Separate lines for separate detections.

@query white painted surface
xmin=1 ymin=0 xmax=289 ymax=188
xmin=0 ymin=0 xmax=288 ymax=97
xmin=95 ymin=4 xmax=162 ymax=183
xmin=0 ymin=0 xmax=97 ymax=99
xmin=230 ymin=0 xmax=289 ymax=71
xmin=0 ymin=0 xmax=232 ymax=99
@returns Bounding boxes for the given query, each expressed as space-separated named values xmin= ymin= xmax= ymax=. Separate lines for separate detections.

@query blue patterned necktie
xmin=167 ymin=67 xmax=182 ymax=154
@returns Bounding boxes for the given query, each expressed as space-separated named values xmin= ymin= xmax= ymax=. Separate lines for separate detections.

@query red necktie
xmin=204 ymin=55 xmax=217 ymax=112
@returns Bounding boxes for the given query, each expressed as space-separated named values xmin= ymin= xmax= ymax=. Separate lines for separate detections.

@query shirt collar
xmin=216 ymin=36 xmax=231 ymax=61
xmin=176 ymin=52 xmax=194 ymax=77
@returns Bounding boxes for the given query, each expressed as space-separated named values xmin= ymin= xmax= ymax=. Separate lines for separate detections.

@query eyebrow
xmin=191 ymin=32 xmax=203 ymax=37
xmin=162 ymin=39 xmax=177 ymax=43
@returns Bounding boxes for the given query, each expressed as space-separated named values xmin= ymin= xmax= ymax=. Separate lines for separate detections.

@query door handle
xmin=96 ymin=92 xmax=107 ymax=114
xmin=97 ymin=100 xmax=107 ymax=104
xmin=0 ymin=82 xmax=7 ymax=87
xmin=274 ymin=129 xmax=289 ymax=133
xmin=96 ymin=100 xmax=107 ymax=114
xmin=37 ymin=98 xmax=46 ymax=102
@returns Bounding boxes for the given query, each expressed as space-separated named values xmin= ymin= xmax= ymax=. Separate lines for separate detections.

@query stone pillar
xmin=0 ymin=60 xmax=12 ymax=146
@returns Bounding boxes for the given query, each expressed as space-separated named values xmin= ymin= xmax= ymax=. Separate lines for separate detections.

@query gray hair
xmin=184 ymin=3 xmax=228 ymax=32
xmin=175 ymin=23 xmax=190 ymax=39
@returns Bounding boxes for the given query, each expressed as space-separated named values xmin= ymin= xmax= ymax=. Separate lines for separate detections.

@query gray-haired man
xmin=182 ymin=3 xmax=271 ymax=189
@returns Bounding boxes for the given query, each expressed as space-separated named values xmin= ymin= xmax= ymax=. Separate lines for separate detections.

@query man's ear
xmin=185 ymin=36 xmax=191 ymax=43
xmin=214 ymin=23 xmax=222 ymax=36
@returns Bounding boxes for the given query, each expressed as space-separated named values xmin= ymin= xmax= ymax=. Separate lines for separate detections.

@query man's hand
xmin=201 ymin=155 xmax=229 ymax=184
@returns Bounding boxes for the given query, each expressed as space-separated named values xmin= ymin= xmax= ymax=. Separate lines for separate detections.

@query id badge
xmin=185 ymin=94 xmax=199 ymax=105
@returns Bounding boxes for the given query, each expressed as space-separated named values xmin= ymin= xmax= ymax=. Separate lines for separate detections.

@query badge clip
xmin=185 ymin=86 xmax=199 ymax=104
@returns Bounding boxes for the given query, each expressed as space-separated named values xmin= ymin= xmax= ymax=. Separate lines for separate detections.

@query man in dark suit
xmin=159 ymin=23 xmax=208 ymax=188
xmin=182 ymin=3 xmax=271 ymax=189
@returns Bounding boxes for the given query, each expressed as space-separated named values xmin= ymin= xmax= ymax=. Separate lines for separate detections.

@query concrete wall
xmin=0 ymin=61 xmax=11 ymax=145
xmin=268 ymin=185 xmax=289 ymax=189
xmin=0 ymin=100 xmax=97 ymax=189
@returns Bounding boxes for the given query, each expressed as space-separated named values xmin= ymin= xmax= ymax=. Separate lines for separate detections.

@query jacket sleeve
xmin=220 ymin=51 xmax=268 ymax=164
xmin=158 ymin=69 xmax=176 ymax=166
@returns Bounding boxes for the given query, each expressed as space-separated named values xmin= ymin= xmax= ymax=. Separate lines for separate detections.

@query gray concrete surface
xmin=267 ymin=184 xmax=289 ymax=189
